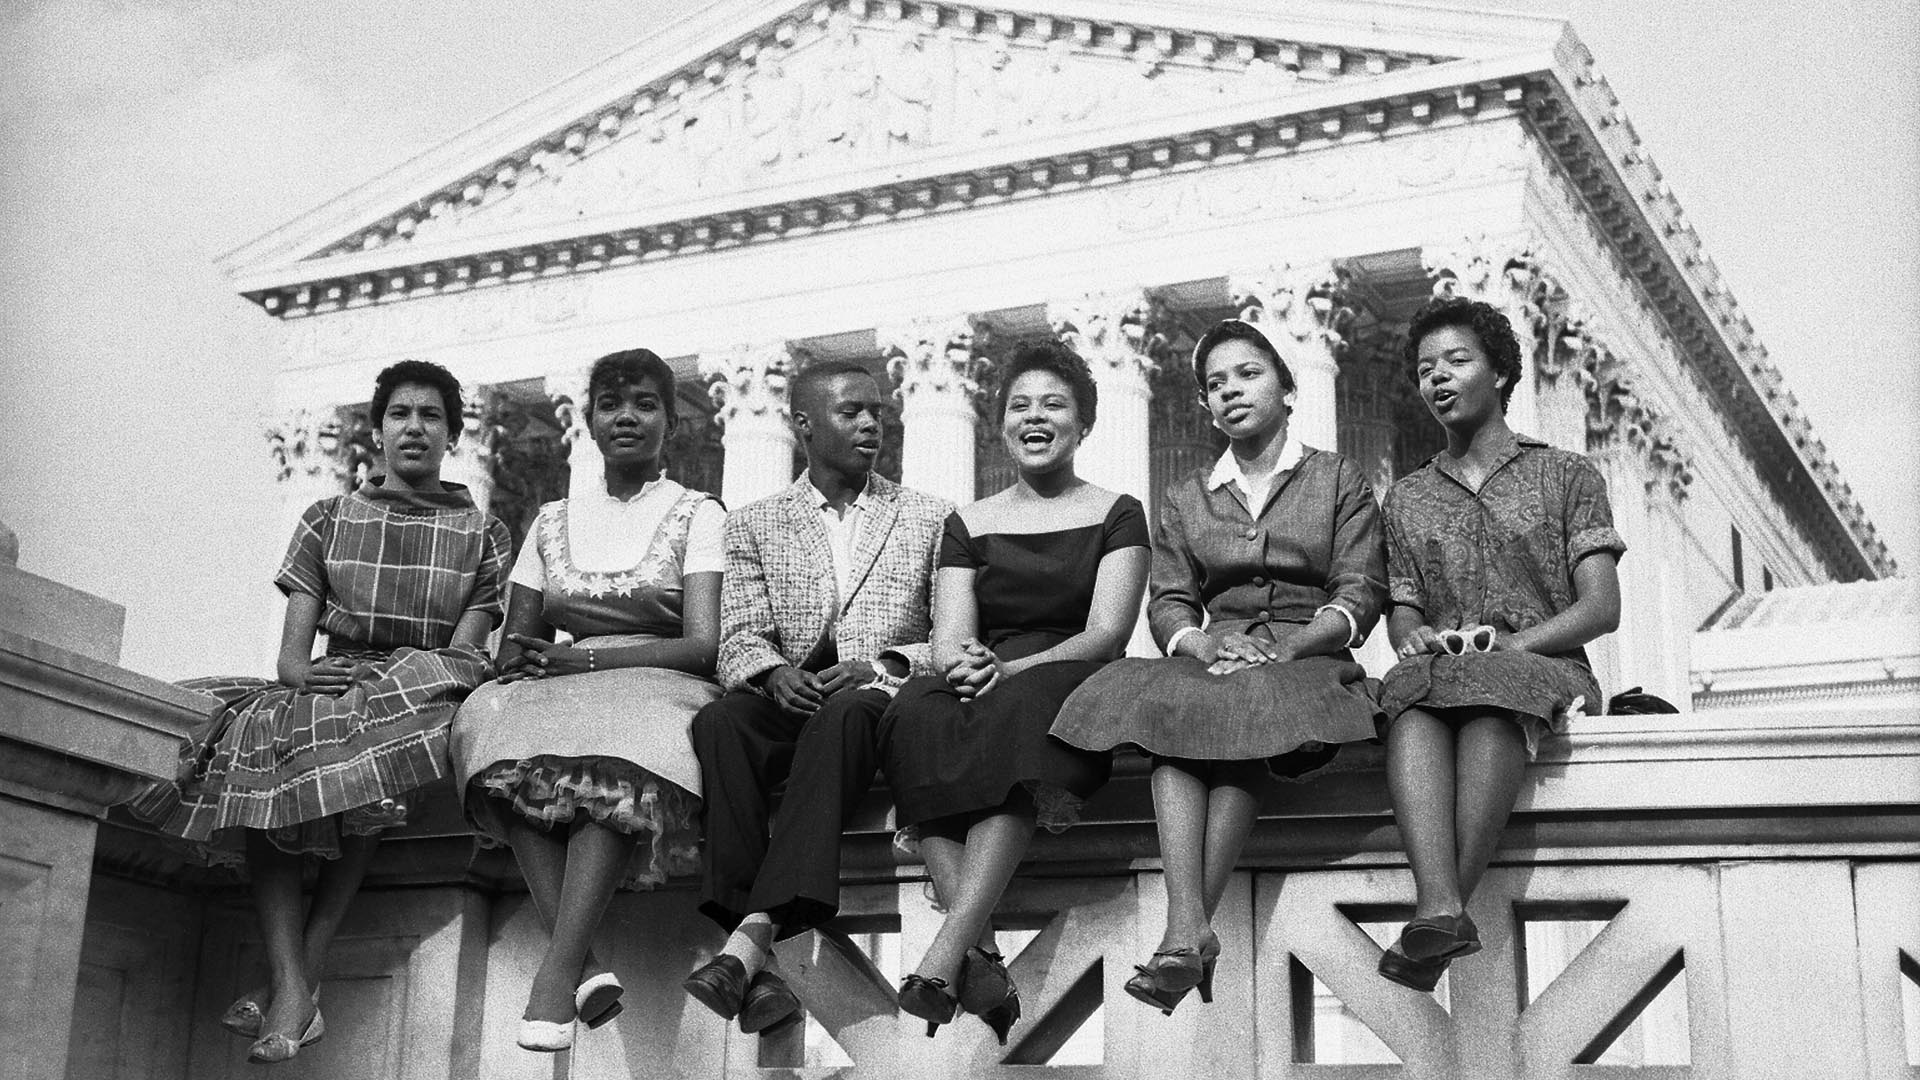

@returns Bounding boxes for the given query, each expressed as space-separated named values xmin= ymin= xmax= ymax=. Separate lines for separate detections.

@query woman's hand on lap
xmin=297 ymin=656 xmax=356 ymax=696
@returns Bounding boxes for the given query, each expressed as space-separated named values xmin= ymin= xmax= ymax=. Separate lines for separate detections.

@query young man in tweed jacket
xmin=682 ymin=360 xmax=951 ymax=1032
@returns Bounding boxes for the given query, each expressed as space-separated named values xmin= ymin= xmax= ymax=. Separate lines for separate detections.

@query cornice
xmin=1519 ymin=38 xmax=1893 ymax=580
xmin=226 ymin=3 xmax=1890 ymax=583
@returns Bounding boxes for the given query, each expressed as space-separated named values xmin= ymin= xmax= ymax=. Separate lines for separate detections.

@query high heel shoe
xmin=1398 ymin=912 xmax=1481 ymax=963
xmin=246 ymin=1007 xmax=325 ymax=1064
xmin=958 ymin=947 xmax=1021 ymax=1046
xmin=515 ymin=1017 xmax=575 ymax=1053
xmin=1124 ymin=933 xmax=1221 ymax=1015
xmin=574 ymin=972 xmax=624 ymax=1029
xmin=896 ymin=974 xmax=958 ymax=1037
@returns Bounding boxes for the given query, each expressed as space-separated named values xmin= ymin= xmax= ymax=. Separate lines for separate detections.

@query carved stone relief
xmin=358 ymin=15 xmax=1429 ymax=255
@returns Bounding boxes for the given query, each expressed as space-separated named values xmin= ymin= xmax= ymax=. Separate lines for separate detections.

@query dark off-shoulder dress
xmin=882 ymin=496 xmax=1149 ymax=832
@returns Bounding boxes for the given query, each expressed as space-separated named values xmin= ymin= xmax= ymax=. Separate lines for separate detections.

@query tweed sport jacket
xmin=716 ymin=474 xmax=953 ymax=692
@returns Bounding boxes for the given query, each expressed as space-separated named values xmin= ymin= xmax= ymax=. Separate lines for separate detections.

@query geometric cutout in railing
xmin=1004 ymin=956 xmax=1103 ymax=1065
xmin=1519 ymin=908 xmax=1689 ymax=1066
xmin=1288 ymin=953 xmax=1404 ymax=1064
xmin=1901 ymin=950 xmax=1920 ymax=1066
xmin=764 ymin=922 xmax=901 ymax=1068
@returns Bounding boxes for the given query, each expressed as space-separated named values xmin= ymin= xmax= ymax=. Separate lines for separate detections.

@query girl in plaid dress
xmin=131 ymin=360 xmax=511 ymax=1063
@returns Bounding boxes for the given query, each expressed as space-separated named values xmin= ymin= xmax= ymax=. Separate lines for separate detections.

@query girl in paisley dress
xmin=131 ymin=360 xmax=512 ymax=1063
xmin=1374 ymin=297 xmax=1624 ymax=991
xmin=450 ymin=349 xmax=724 ymax=1051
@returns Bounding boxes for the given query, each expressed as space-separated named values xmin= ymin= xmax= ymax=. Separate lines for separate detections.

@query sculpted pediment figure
xmin=303 ymin=7 xmax=1455 ymax=260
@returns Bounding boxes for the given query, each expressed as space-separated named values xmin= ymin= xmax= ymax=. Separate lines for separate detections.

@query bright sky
xmin=2 ymin=0 xmax=1915 ymax=680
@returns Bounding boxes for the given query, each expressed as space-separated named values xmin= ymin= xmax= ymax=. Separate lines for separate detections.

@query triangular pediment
xmin=223 ymin=0 xmax=1568 ymax=281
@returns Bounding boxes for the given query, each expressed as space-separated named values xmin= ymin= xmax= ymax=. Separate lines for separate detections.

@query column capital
xmin=697 ymin=342 xmax=804 ymax=427
xmin=266 ymin=406 xmax=352 ymax=487
xmin=1047 ymin=289 xmax=1169 ymax=379
xmin=880 ymin=315 xmax=991 ymax=407
xmin=1422 ymin=232 xmax=1540 ymax=305
xmin=1586 ymin=344 xmax=1694 ymax=501
xmin=1228 ymin=261 xmax=1355 ymax=369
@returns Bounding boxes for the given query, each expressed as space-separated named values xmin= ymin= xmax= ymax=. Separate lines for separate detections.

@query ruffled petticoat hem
xmin=468 ymin=754 xmax=701 ymax=889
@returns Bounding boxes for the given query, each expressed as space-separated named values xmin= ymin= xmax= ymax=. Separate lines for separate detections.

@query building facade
xmin=24 ymin=3 xmax=1914 ymax=1079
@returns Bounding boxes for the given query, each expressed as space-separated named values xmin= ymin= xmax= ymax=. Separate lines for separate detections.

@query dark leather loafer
xmin=1400 ymin=912 xmax=1481 ymax=962
xmin=1377 ymin=945 xmax=1450 ymax=992
xmin=683 ymin=955 xmax=750 ymax=1020
xmin=737 ymin=970 xmax=801 ymax=1034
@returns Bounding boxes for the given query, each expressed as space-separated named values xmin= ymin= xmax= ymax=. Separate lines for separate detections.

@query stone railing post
xmin=1424 ymin=234 xmax=1541 ymax=436
xmin=881 ymin=316 xmax=989 ymax=506
xmin=699 ymin=343 xmax=801 ymax=508
xmin=1229 ymin=262 xmax=1352 ymax=453
xmin=1047 ymin=289 xmax=1165 ymax=506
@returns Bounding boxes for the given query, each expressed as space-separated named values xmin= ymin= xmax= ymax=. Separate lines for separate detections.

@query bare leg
xmin=1451 ymin=716 xmax=1529 ymax=904
xmin=919 ymin=833 xmax=993 ymax=948
xmin=1387 ymin=709 xmax=1464 ymax=919
xmin=298 ymin=832 xmax=379 ymax=984
xmin=247 ymin=832 xmax=318 ymax=1039
xmin=1198 ymin=760 xmax=1268 ymax=921
xmin=525 ymin=821 xmax=632 ymax=1022
xmin=914 ymin=805 xmax=1034 ymax=986
xmin=508 ymin=820 xmax=611 ymax=978
xmin=1150 ymin=760 xmax=1210 ymax=950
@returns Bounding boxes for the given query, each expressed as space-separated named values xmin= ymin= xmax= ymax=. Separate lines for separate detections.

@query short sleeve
xmin=936 ymin=511 xmax=978 ymax=570
xmin=274 ymin=498 xmax=335 ymax=599
xmin=507 ymin=527 xmax=547 ymax=591
xmin=1101 ymin=495 xmax=1151 ymax=554
xmin=1563 ymin=457 xmax=1627 ymax=567
xmin=1382 ymin=485 xmax=1426 ymax=612
xmin=465 ymin=516 xmax=515 ymax=624
xmin=683 ymin=498 xmax=727 ymax=575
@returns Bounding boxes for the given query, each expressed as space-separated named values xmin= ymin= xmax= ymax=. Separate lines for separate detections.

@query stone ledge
xmin=0 ymin=628 xmax=209 ymax=809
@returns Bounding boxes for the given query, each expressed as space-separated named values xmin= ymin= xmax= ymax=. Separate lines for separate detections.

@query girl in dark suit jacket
xmin=1053 ymin=319 xmax=1386 ymax=1014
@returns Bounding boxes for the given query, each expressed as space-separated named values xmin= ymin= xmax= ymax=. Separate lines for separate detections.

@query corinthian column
xmin=699 ymin=343 xmax=800 ymax=508
xmin=544 ymin=366 xmax=604 ymax=503
xmin=1047 ymin=290 xmax=1165 ymax=506
xmin=1229 ymin=262 xmax=1352 ymax=452
xmin=882 ymin=315 xmax=988 ymax=506
xmin=265 ymin=406 xmax=352 ymax=670
xmin=1423 ymin=234 xmax=1541 ymax=435
xmin=442 ymin=386 xmax=501 ymax=513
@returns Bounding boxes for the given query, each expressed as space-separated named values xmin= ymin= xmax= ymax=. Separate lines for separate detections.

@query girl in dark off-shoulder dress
xmin=882 ymin=342 xmax=1150 ymax=1044
xmin=1372 ymin=296 xmax=1625 ymax=992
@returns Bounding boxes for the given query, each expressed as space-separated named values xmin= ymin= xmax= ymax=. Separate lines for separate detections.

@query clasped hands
xmin=285 ymin=655 xmax=375 ymax=696
xmin=761 ymin=659 xmax=891 ymax=716
xmin=1396 ymin=624 xmax=1501 ymax=660
xmin=944 ymin=638 xmax=1004 ymax=700
xmin=1187 ymin=629 xmax=1297 ymax=676
xmin=496 ymin=634 xmax=595 ymax=682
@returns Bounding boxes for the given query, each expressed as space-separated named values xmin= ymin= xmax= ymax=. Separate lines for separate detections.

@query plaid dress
xmin=130 ymin=479 xmax=512 ymax=864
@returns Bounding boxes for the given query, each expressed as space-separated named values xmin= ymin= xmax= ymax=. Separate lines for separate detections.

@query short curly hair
xmin=371 ymin=360 xmax=463 ymax=431
xmin=1191 ymin=319 xmax=1296 ymax=396
xmin=1404 ymin=296 xmax=1522 ymax=412
xmin=585 ymin=348 xmax=677 ymax=423
xmin=997 ymin=340 xmax=1098 ymax=429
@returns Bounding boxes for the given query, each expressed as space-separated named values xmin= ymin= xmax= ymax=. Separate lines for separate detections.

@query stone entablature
xmin=224 ymin=4 xmax=1889 ymax=583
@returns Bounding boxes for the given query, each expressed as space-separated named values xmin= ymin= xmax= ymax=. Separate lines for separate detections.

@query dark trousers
xmin=692 ymin=687 xmax=891 ymax=936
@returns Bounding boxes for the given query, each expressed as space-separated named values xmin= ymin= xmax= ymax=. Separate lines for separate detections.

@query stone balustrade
xmin=64 ymin=702 xmax=1920 ymax=1080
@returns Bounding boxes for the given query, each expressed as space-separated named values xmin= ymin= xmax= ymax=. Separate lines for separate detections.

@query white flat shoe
xmin=516 ymin=1018 xmax=574 ymax=1053
xmin=575 ymin=972 xmax=624 ymax=1029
